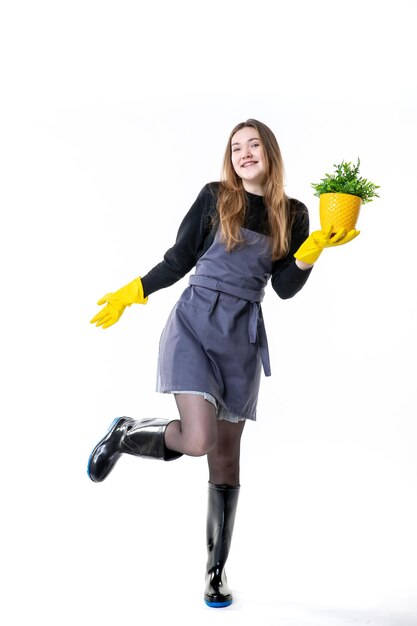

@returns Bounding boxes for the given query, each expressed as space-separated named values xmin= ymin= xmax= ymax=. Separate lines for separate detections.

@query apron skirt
xmin=156 ymin=228 xmax=273 ymax=421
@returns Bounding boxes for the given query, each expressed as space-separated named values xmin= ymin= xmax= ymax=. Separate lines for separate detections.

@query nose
xmin=242 ymin=145 xmax=252 ymax=159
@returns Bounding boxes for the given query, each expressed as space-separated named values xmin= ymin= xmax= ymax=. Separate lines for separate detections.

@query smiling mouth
xmin=241 ymin=161 xmax=257 ymax=168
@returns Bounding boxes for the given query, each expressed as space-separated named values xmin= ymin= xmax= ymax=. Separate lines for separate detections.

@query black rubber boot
xmin=204 ymin=483 xmax=240 ymax=608
xmin=87 ymin=417 xmax=182 ymax=482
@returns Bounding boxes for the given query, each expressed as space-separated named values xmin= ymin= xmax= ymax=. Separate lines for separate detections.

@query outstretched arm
xmin=89 ymin=184 xmax=217 ymax=328
xmin=140 ymin=183 xmax=217 ymax=297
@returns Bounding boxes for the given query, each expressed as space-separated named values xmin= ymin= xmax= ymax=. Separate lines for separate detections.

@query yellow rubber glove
xmin=294 ymin=226 xmax=360 ymax=265
xmin=90 ymin=277 xmax=148 ymax=329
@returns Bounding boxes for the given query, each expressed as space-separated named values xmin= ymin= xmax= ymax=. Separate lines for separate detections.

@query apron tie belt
xmin=188 ymin=274 xmax=271 ymax=377
xmin=248 ymin=302 xmax=271 ymax=377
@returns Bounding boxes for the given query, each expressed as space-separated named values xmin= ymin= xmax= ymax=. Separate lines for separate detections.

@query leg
xmin=164 ymin=394 xmax=218 ymax=457
xmin=87 ymin=416 xmax=183 ymax=483
xmin=87 ymin=394 xmax=217 ymax=482
xmin=204 ymin=419 xmax=246 ymax=608
xmin=207 ymin=419 xmax=246 ymax=486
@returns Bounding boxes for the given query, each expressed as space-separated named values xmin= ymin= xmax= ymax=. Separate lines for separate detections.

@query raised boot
xmin=204 ymin=483 xmax=240 ymax=608
xmin=87 ymin=417 xmax=182 ymax=482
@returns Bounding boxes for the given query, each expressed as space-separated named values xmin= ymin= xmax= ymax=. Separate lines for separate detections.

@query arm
xmin=271 ymin=201 xmax=313 ymax=300
xmin=273 ymin=199 xmax=361 ymax=300
xmin=295 ymin=259 xmax=314 ymax=271
xmin=141 ymin=183 xmax=217 ymax=297
xmin=90 ymin=184 xmax=217 ymax=328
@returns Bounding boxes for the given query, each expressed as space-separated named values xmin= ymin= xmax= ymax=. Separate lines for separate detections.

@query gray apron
xmin=156 ymin=228 xmax=273 ymax=420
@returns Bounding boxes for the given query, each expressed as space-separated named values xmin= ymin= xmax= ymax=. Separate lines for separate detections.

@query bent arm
xmin=271 ymin=202 xmax=313 ymax=299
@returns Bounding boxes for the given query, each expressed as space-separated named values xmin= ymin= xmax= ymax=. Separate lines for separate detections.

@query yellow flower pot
xmin=319 ymin=193 xmax=361 ymax=233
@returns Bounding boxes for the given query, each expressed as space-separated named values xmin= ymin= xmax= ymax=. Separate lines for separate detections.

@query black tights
xmin=207 ymin=419 xmax=245 ymax=486
xmin=164 ymin=394 xmax=246 ymax=486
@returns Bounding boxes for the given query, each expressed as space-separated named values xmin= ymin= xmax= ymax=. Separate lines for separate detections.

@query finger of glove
xmin=96 ymin=293 xmax=115 ymax=306
xmin=343 ymin=229 xmax=360 ymax=243
xmin=105 ymin=303 xmax=125 ymax=324
xmin=311 ymin=227 xmax=335 ymax=246
xmin=101 ymin=318 xmax=118 ymax=329
xmin=328 ymin=228 xmax=346 ymax=244
xmin=322 ymin=225 xmax=334 ymax=242
xmin=94 ymin=312 xmax=113 ymax=327
xmin=90 ymin=308 xmax=109 ymax=324
xmin=332 ymin=229 xmax=361 ymax=246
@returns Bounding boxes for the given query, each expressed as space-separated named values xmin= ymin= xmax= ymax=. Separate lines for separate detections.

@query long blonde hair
xmin=217 ymin=119 xmax=291 ymax=260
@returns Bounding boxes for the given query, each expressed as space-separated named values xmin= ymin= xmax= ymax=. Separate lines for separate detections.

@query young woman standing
xmin=88 ymin=119 xmax=359 ymax=608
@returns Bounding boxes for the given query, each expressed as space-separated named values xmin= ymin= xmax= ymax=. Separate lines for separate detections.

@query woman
xmin=88 ymin=119 xmax=359 ymax=608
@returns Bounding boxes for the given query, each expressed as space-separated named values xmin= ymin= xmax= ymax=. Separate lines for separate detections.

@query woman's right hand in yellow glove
xmin=90 ymin=277 xmax=148 ymax=329
xmin=294 ymin=225 xmax=360 ymax=265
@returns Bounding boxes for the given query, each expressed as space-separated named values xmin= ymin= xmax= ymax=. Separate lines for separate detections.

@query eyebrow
xmin=231 ymin=137 xmax=260 ymax=146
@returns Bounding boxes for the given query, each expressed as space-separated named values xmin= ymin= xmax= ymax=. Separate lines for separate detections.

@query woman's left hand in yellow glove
xmin=90 ymin=277 xmax=148 ymax=329
xmin=294 ymin=225 xmax=360 ymax=265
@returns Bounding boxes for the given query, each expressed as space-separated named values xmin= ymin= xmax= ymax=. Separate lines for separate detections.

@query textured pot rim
xmin=319 ymin=192 xmax=362 ymax=200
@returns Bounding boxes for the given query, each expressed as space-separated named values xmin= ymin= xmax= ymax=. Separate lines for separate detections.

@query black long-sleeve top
xmin=141 ymin=182 xmax=312 ymax=300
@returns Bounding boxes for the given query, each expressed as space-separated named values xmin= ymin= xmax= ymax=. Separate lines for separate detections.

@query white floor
xmin=4 ymin=449 xmax=415 ymax=626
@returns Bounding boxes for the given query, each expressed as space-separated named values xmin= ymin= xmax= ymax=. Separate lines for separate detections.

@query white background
xmin=1 ymin=1 xmax=416 ymax=624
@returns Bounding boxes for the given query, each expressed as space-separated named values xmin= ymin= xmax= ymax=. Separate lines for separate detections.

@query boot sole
xmin=87 ymin=417 xmax=124 ymax=481
xmin=204 ymin=598 xmax=232 ymax=608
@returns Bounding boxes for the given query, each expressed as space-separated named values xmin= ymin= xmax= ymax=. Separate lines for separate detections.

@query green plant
xmin=311 ymin=158 xmax=380 ymax=204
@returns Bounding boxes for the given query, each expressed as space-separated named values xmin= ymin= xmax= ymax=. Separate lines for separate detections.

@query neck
xmin=242 ymin=181 xmax=265 ymax=196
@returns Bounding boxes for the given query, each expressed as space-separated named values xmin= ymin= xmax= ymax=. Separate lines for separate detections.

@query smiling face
xmin=230 ymin=126 xmax=267 ymax=195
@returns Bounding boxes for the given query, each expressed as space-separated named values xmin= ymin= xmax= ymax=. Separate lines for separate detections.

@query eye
xmin=251 ymin=142 xmax=260 ymax=148
xmin=232 ymin=147 xmax=240 ymax=152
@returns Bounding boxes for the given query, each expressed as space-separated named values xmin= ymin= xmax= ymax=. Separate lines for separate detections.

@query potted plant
xmin=311 ymin=158 xmax=380 ymax=233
